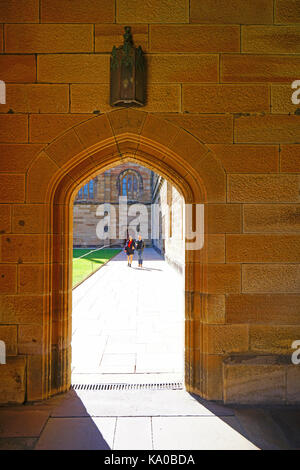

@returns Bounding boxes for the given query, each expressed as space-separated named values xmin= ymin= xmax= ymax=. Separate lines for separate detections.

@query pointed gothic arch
xmin=25 ymin=108 xmax=227 ymax=402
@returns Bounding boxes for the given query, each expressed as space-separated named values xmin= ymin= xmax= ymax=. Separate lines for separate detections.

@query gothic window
xmin=77 ymin=179 xmax=95 ymax=201
xmin=119 ymin=170 xmax=142 ymax=200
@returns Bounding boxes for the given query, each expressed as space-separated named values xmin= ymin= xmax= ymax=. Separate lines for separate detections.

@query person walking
xmin=136 ymin=234 xmax=145 ymax=268
xmin=124 ymin=235 xmax=135 ymax=267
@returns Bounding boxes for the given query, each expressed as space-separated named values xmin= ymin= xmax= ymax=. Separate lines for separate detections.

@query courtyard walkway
xmin=71 ymin=248 xmax=184 ymax=384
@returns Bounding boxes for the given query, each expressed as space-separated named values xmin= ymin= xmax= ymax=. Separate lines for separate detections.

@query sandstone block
xmin=242 ymin=264 xmax=300 ymax=293
xmin=159 ymin=114 xmax=233 ymax=144
xmin=208 ymin=144 xmax=279 ymax=174
xmin=0 ymin=234 xmax=45 ymax=263
xmin=38 ymin=54 xmax=110 ymax=83
xmin=243 ymin=204 xmax=300 ymax=233
xmin=0 ymin=295 xmax=43 ymax=324
xmin=150 ymin=24 xmax=239 ymax=52
xmin=29 ymin=114 xmax=92 ymax=144
xmin=0 ymin=0 xmax=39 ymax=22
xmin=0 ymin=55 xmax=36 ymax=83
xmin=0 ymin=175 xmax=25 ymax=203
xmin=222 ymin=54 xmax=300 ymax=83
xmin=224 ymin=356 xmax=286 ymax=404
xmin=206 ymin=264 xmax=241 ymax=294
xmin=26 ymin=152 xmax=59 ymax=203
xmin=242 ymin=26 xmax=300 ymax=54
xmin=41 ymin=0 xmax=115 ymax=23
xmin=190 ymin=0 xmax=273 ymax=24
xmin=116 ymin=0 xmax=189 ymax=23
xmin=5 ymin=24 xmax=93 ymax=53
xmin=183 ymin=84 xmax=269 ymax=113
xmin=0 ymin=144 xmax=43 ymax=173
xmin=18 ymin=324 xmax=43 ymax=355
xmin=95 ymin=24 xmax=148 ymax=52
xmin=1 ymin=84 xmax=69 ymax=114
xmin=206 ymin=204 xmax=242 ymax=234
xmin=203 ymin=324 xmax=249 ymax=354
xmin=0 ymin=266 xmax=17 ymax=294
xmin=0 ymin=357 xmax=26 ymax=404
xmin=235 ymin=115 xmax=300 ymax=144
xmin=0 ymin=206 xmax=11 ymax=234
xmin=18 ymin=265 xmax=45 ymax=294
xmin=226 ymin=234 xmax=300 ymax=263
xmin=275 ymin=0 xmax=300 ymax=23
xmin=272 ymin=84 xmax=296 ymax=114
xmin=44 ymin=129 xmax=85 ymax=168
xmin=147 ymin=54 xmax=218 ymax=83
xmin=0 ymin=115 xmax=28 ymax=143
xmin=280 ymin=145 xmax=300 ymax=173
xmin=0 ymin=325 xmax=17 ymax=355
xmin=250 ymin=326 xmax=300 ymax=355
xmin=12 ymin=204 xmax=48 ymax=234
xmin=226 ymin=294 xmax=300 ymax=324
xmin=228 ymin=174 xmax=300 ymax=203
xmin=287 ymin=365 xmax=300 ymax=404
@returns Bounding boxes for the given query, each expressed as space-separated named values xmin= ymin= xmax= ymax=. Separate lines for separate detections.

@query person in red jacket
xmin=124 ymin=235 xmax=135 ymax=267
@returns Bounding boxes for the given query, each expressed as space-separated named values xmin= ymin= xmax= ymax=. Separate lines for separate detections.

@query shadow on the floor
xmin=189 ymin=393 xmax=298 ymax=450
xmin=1 ymin=389 xmax=299 ymax=450
xmin=34 ymin=391 xmax=112 ymax=450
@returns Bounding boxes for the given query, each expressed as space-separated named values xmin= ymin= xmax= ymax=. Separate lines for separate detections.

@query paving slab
xmin=51 ymin=390 xmax=219 ymax=418
xmin=0 ymin=409 xmax=50 ymax=438
xmin=0 ymin=437 xmax=37 ymax=450
xmin=233 ymin=408 xmax=291 ymax=450
xmin=35 ymin=417 xmax=116 ymax=450
xmin=114 ymin=417 xmax=152 ymax=450
xmin=268 ymin=409 xmax=300 ymax=449
xmin=71 ymin=248 xmax=184 ymax=383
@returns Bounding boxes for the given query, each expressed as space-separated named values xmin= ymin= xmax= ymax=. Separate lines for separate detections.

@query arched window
xmin=77 ymin=179 xmax=95 ymax=201
xmin=119 ymin=170 xmax=142 ymax=200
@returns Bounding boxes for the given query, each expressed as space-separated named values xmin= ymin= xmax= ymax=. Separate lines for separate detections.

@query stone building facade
xmin=73 ymin=163 xmax=185 ymax=274
xmin=152 ymin=174 xmax=185 ymax=273
xmin=73 ymin=163 xmax=153 ymax=247
xmin=0 ymin=0 xmax=300 ymax=406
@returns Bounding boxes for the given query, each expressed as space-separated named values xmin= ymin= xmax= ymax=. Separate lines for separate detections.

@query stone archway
xmin=25 ymin=109 xmax=226 ymax=402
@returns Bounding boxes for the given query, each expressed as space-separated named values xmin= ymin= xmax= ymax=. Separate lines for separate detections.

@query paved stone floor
xmin=1 ymin=248 xmax=300 ymax=450
xmin=72 ymin=248 xmax=185 ymax=383
xmin=1 ymin=390 xmax=300 ymax=449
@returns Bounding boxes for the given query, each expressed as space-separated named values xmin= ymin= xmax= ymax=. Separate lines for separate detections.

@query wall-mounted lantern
xmin=110 ymin=26 xmax=145 ymax=107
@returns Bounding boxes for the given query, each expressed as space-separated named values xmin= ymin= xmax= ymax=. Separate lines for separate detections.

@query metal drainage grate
xmin=71 ymin=382 xmax=183 ymax=391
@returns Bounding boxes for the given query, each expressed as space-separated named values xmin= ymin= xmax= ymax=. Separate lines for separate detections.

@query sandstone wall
xmin=0 ymin=0 xmax=299 ymax=404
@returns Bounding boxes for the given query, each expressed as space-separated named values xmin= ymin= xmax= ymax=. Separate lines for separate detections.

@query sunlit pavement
xmin=1 ymin=249 xmax=300 ymax=450
xmin=71 ymin=248 xmax=185 ymax=382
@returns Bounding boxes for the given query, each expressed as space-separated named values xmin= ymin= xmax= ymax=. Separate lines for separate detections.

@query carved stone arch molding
xmin=25 ymin=108 xmax=227 ymax=402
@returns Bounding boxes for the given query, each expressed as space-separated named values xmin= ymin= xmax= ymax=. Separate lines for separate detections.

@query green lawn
xmin=72 ymin=248 xmax=121 ymax=287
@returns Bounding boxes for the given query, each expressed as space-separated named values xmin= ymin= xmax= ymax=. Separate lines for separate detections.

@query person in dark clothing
xmin=124 ymin=236 xmax=135 ymax=267
xmin=136 ymin=235 xmax=145 ymax=268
